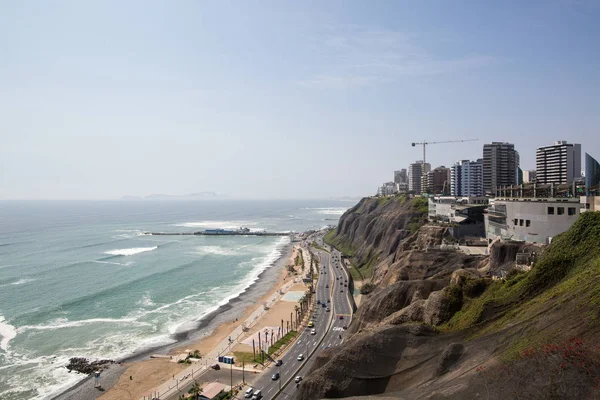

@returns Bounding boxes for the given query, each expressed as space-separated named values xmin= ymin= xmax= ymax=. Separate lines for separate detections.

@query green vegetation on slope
xmin=442 ymin=211 xmax=600 ymax=357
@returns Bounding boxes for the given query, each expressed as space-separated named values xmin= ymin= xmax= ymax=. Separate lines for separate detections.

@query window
xmin=568 ymin=207 xmax=577 ymax=216
xmin=548 ymin=207 xmax=555 ymax=215
xmin=557 ymin=207 xmax=564 ymax=215
xmin=514 ymin=219 xmax=518 ymax=225
xmin=519 ymin=219 xmax=524 ymax=226
xmin=526 ymin=220 xmax=531 ymax=227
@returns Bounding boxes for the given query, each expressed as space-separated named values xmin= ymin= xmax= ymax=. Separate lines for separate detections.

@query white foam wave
xmin=175 ymin=220 xmax=257 ymax=229
xmin=304 ymin=207 xmax=349 ymax=215
xmin=11 ymin=278 xmax=36 ymax=286
xmin=18 ymin=317 xmax=151 ymax=332
xmin=137 ymin=292 xmax=155 ymax=307
xmin=0 ymin=315 xmax=17 ymax=351
xmin=92 ymin=260 xmax=130 ymax=266
xmin=113 ymin=229 xmax=144 ymax=239
xmin=195 ymin=245 xmax=238 ymax=256
xmin=0 ymin=277 xmax=37 ymax=287
xmin=104 ymin=246 xmax=157 ymax=256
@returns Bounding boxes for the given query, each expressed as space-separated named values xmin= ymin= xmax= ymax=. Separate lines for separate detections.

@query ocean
xmin=0 ymin=200 xmax=349 ymax=400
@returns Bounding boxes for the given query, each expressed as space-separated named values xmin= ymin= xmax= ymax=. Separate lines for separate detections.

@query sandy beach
xmin=52 ymin=243 xmax=309 ymax=400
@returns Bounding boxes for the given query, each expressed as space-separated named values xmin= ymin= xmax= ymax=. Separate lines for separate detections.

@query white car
xmin=297 ymin=354 xmax=304 ymax=361
xmin=310 ymin=329 xmax=316 ymax=335
xmin=295 ymin=376 xmax=303 ymax=383
xmin=245 ymin=388 xmax=254 ymax=398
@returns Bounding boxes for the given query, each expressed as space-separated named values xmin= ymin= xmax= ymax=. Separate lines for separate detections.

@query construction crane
xmin=411 ymin=139 xmax=479 ymax=166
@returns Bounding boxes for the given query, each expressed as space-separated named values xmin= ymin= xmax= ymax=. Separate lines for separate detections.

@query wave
xmin=304 ymin=207 xmax=349 ymax=215
xmin=104 ymin=246 xmax=158 ymax=256
xmin=175 ymin=220 xmax=258 ymax=229
xmin=18 ymin=317 xmax=151 ymax=332
xmin=0 ymin=315 xmax=17 ymax=351
xmin=113 ymin=229 xmax=145 ymax=239
xmin=195 ymin=245 xmax=238 ymax=256
xmin=0 ymin=277 xmax=36 ymax=287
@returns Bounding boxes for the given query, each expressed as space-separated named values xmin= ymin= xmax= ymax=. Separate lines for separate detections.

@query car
xmin=295 ymin=376 xmax=303 ymax=383
xmin=344 ymin=284 xmax=347 ymax=287
xmin=311 ymin=329 xmax=316 ymax=335
xmin=275 ymin=359 xmax=283 ymax=366
xmin=308 ymin=321 xmax=314 ymax=328
xmin=245 ymin=388 xmax=254 ymax=398
xmin=272 ymin=372 xmax=280 ymax=380
xmin=297 ymin=354 xmax=304 ymax=361
xmin=336 ymin=277 xmax=339 ymax=280
xmin=339 ymin=315 xmax=344 ymax=320
xmin=326 ymin=308 xmax=330 ymax=312
xmin=321 ymin=303 xmax=326 ymax=307
xmin=317 ymin=300 xmax=321 ymax=304
xmin=343 ymin=325 xmax=348 ymax=330
xmin=325 ymin=284 xmax=329 ymax=288
xmin=210 ymin=363 xmax=220 ymax=370
xmin=340 ymin=289 xmax=344 ymax=293
xmin=327 ymin=299 xmax=330 ymax=303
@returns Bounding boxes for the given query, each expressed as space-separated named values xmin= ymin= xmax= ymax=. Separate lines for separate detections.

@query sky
xmin=1 ymin=0 xmax=599 ymax=200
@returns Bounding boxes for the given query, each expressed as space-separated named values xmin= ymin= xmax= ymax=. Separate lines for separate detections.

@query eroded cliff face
xmin=306 ymin=199 xmax=600 ymax=400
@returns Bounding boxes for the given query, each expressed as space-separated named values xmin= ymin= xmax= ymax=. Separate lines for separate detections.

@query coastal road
xmin=163 ymin=368 xmax=245 ymax=400
xmin=248 ymin=249 xmax=334 ymax=400
xmin=276 ymin=247 xmax=353 ymax=400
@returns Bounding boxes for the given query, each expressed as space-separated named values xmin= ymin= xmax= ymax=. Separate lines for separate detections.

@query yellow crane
xmin=411 ymin=139 xmax=479 ymax=166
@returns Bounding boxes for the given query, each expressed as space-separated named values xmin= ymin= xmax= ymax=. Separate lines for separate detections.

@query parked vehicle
xmin=245 ymin=388 xmax=254 ymax=398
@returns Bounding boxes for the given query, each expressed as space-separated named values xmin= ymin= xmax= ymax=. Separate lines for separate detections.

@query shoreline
xmin=52 ymin=240 xmax=295 ymax=400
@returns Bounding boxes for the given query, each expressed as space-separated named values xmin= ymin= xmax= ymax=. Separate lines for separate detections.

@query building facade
xmin=451 ymin=159 xmax=484 ymax=197
xmin=394 ymin=169 xmax=408 ymax=184
xmin=536 ymin=141 xmax=581 ymax=184
xmin=585 ymin=153 xmax=600 ymax=195
xmin=408 ymin=161 xmax=430 ymax=194
xmin=485 ymin=197 xmax=582 ymax=244
xmin=522 ymin=170 xmax=537 ymax=184
xmin=483 ymin=142 xmax=520 ymax=194
xmin=425 ymin=166 xmax=450 ymax=194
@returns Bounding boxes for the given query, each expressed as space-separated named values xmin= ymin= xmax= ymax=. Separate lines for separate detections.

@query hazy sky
xmin=1 ymin=1 xmax=599 ymax=200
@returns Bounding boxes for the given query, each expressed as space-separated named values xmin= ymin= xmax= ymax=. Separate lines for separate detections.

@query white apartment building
xmin=536 ymin=141 xmax=581 ymax=184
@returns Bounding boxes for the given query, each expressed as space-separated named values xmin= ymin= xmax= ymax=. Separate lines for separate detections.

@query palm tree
xmin=189 ymin=381 xmax=202 ymax=400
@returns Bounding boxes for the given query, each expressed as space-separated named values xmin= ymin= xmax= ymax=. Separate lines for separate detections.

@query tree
xmin=189 ymin=381 xmax=203 ymax=400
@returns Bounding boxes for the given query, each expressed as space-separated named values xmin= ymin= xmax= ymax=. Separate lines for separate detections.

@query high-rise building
xmin=535 ymin=141 xmax=581 ymax=184
xmin=450 ymin=159 xmax=483 ymax=196
xmin=394 ymin=169 xmax=408 ymax=184
xmin=483 ymin=142 xmax=520 ymax=194
xmin=522 ymin=170 xmax=537 ymax=184
xmin=408 ymin=161 xmax=430 ymax=194
xmin=585 ymin=153 xmax=600 ymax=195
xmin=425 ymin=166 xmax=450 ymax=194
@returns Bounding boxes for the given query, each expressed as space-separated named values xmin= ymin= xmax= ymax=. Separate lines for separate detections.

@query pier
xmin=145 ymin=231 xmax=291 ymax=237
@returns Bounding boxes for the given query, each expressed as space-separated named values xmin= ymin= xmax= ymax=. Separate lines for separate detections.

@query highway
xmin=248 ymin=249 xmax=334 ymax=400
xmin=275 ymin=247 xmax=353 ymax=400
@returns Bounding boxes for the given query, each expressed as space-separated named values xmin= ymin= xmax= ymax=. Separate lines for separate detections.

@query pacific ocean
xmin=0 ymin=199 xmax=349 ymax=400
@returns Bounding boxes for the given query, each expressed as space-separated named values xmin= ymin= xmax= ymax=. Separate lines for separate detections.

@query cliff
xmin=305 ymin=197 xmax=600 ymax=400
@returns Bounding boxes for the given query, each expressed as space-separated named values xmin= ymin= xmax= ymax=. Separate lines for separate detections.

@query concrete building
xmin=377 ymin=181 xmax=398 ymax=196
xmin=424 ymin=166 xmax=450 ymax=195
xmin=428 ymin=196 xmax=488 ymax=237
xmin=408 ymin=161 xmax=430 ymax=194
xmin=585 ymin=153 xmax=600 ymax=196
xmin=536 ymin=141 xmax=581 ymax=184
xmin=485 ymin=197 xmax=582 ymax=244
xmin=483 ymin=142 xmax=520 ymax=194
xmin=450 ymin=159 xmax=484 ymax=197
xmin=394 ymin=169 xmax=408 ymax=184
xmin=522 ymin=170 xmax=537 ymax=184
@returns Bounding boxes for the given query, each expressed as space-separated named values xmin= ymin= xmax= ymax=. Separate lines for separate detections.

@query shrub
xmin=360 ymin=282 xmax=376 ymax=295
